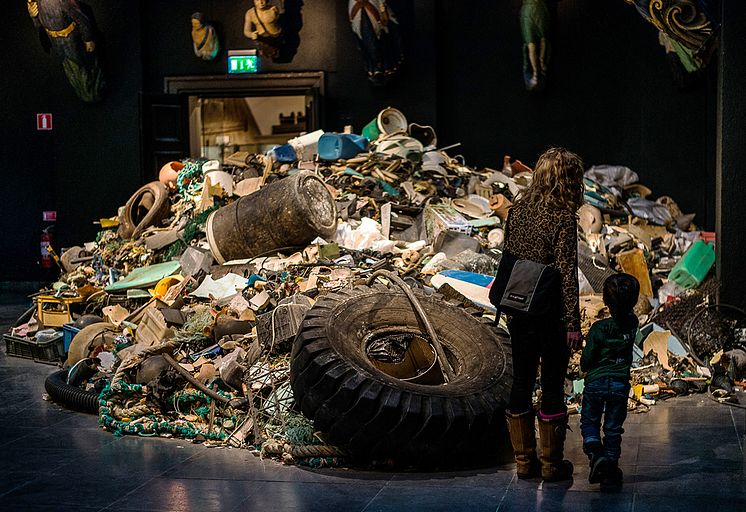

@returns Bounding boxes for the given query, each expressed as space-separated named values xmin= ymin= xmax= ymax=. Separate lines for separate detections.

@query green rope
xmin=164 ymin=205 xmax=219 ymax=260
xmin=172 ymin=309 xmax=214 ymax=347
xmin=296 ymin=457 xmax=345 ymax=469
xmin=99 ymin=378 xmax=235 ymax=441
xmin=194 ymin=405 xmax=211 ymax=418
xmin=95 ymin=229 xmax=113 ymax=243
xmin=177 ymin=159 xmax=206 ymax=195
xmin=284 ymin=411 xmax=317 ymax=446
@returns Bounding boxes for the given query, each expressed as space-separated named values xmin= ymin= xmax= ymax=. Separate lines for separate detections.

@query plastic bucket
xmin=206 ymin=171 xmax=337 ymax=264
xmin=362 ymin=107 xmax=407 ymax=141
xmin=365 ymin=329 xmax=444 ymax=385
xmin=205 ymin=170 xmax=234 ymax=196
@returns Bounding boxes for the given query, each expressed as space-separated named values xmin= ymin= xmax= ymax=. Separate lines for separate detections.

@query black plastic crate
xmin=3 ymin=333 xmax=64 ymax=365
xmin=4 ymin=334 xmax=34 ymax=359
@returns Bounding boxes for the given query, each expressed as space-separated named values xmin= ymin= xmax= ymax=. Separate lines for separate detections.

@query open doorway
xmin=189 ymin=95 xmax=307 ymax=163
xmin=141 ymin=72 xmax=324 ymax=180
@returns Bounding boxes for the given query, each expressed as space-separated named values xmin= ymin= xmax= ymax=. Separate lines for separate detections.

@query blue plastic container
xmin=266 ymin=144 xmax=297 ymax=163
xmin=317 ymin=133 xmax=369 ymax=161
xmin=62 ymin=323 xmax=81 ymax=354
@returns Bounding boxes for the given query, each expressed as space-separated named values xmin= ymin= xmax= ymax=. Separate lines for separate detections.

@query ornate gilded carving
xmin=626 ymin=0 xmax=717 ymax=55
xmin=626 ymin=0 xmax=719 ymax=75
xmin=648 ymin=0 xmax=713 ymax=52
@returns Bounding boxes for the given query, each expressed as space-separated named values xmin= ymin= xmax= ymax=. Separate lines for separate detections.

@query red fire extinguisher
xmin=40 ymin=227 xmax=54 ymax=269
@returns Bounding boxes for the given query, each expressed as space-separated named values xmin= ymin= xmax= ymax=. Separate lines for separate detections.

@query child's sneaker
xmin=589 ymin=455 xmax=611 ymax=484
xmin=599 ymin=460 xmax=623 ymax=492
xmin=583 ymin=441 xmax=602 ymax=463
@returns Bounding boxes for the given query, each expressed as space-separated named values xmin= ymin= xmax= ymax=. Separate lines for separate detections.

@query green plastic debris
xmin=105 ymin=260 xmax=181 ymax=292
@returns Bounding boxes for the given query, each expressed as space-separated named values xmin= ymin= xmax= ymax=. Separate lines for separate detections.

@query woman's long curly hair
xmin=517 ymin=147 xmax=585 ymax=212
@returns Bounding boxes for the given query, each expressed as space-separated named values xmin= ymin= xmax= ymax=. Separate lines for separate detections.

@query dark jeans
xmin=580 ymin=376 xmax=630 ymax=461
xmin=507 ymin=316 xmax=570 ymax=415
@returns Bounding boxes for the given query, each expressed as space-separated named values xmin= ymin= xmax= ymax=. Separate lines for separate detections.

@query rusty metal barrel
xmin=206 ymin=171 xmax=337 ymax=264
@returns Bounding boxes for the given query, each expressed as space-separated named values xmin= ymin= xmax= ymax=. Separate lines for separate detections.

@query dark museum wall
xmin=1 ymin=0 xmax=144 ymax=281
xmin=0 ymin=0 xmax=716 ymax=281
xmin=139 ymin=0 xmax=436 ymax=139
xmin=436 ymin=0 xmax=717 ymax=231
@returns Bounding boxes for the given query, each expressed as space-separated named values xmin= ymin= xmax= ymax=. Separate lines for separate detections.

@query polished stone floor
xmin=1 ymin=295 xmax=745 ymax=511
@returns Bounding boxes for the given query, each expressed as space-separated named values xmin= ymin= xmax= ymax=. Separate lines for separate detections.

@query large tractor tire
xmin=290 ymin=283 xmax=512 ymax=467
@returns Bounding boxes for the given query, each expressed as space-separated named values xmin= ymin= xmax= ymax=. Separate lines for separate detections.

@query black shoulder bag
xmin=489 ymin=208 xmax=563 ymax=319
xmin=489 ymin=250 xmax=562 ymax=319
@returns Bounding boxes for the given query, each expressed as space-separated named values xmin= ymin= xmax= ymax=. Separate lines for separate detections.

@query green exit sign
xmin=228 ymin=54 xmax=258 ymax=74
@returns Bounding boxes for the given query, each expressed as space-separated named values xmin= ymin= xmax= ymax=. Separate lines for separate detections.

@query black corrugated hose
xmin=44 ymin=369 xmax=99 ymax=414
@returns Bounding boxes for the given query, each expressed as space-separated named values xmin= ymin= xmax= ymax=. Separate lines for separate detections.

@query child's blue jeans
xmin=580 ymin=376 xmax=630 ymax=461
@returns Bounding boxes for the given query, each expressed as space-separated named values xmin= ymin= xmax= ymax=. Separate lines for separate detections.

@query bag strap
xmin=503 ymin=205 xmax=512 ymax=242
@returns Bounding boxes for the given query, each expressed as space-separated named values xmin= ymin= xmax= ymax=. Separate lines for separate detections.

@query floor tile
xmin=232 ymin=481 xmax=384 ymax=512
xmin=389 ymin=467 xmax=514 ymax=488
xmin=496 ymin=487 xmax=634 ymax=512
xmin=106 ymin=478 xmax=255 ymax=512
xmin=637 ymin=436 xmax=742 ymax=468
xmin=0 ymin=470 xmax=42 ymax=498
xmin=364 ymin=484 xmax=502 ymax=511
xmin=0 ymin=504 xmax=100 ymax=512
xmin=632 ymin=493 xmax=746 ymax=512
xmin=51 ymin=436 xmax=205 ymax=478
xmin=630 ymin=403 xmax=733 ymax=425
xmin=165 ymin=447 xmax=394 ymax=484
xmin=110 ymin=478 xmax=383 ymax=512
xmin=0 ymin=471 xmax=155 ymax=509
xmin=0 ymin=425 xmax=36 ymax=447
xmin=0 ymin=445 xmax=73 ymax=473
xmin=634 ymin=464 xmax=746 ymax=496
xmin=2 ymin=421 xmax=115 ymax=452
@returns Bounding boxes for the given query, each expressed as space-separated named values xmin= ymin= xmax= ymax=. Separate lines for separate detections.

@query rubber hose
xmin=44 ymin=369 xmax=99 ymax=414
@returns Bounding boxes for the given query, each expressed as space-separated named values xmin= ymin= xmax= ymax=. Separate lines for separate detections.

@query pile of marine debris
xmin=8 ymin=110 xmax=738 ymax=467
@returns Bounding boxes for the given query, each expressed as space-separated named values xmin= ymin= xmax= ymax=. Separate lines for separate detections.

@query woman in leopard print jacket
xmin=502 ymin=147 xmax=584 ymax=483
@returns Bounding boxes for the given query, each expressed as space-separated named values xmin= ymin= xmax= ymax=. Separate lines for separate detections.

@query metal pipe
xmin=162 ymin=353 xmax=247 ymax=408
xmin=366 ymin=269 xmax=456 ymax=383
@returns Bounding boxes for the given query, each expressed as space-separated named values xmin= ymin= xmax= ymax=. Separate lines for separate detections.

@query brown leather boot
xmin=505 ymin=410 xmax=541 ymax=479
xmin=537 ymin=411 xmax=574 ymax=482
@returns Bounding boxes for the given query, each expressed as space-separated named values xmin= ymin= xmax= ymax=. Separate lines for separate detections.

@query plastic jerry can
xmin=317 ymin=133 xmax=369 ymax=161
xmin=668 ymin=239 xmax=715 ymax=289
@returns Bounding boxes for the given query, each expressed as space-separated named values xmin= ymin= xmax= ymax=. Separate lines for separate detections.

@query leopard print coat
xmin=503 ymin=200 xmax=581 ymax=332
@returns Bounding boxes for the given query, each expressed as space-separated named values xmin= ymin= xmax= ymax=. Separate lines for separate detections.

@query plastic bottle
xmin=266 ymin=130 xmax=325 ymax=163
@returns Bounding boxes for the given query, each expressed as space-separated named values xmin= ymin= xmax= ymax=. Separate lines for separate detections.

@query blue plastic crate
xmin=62 ymin=323 xmax=80 ymax=354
